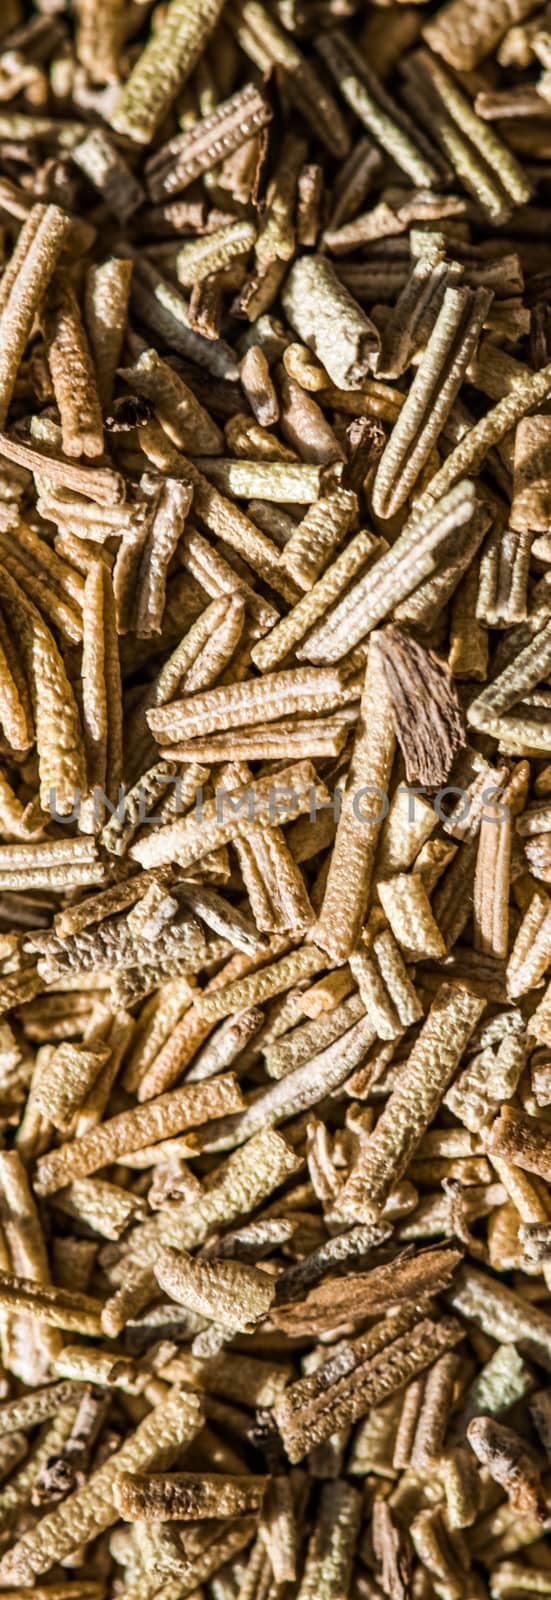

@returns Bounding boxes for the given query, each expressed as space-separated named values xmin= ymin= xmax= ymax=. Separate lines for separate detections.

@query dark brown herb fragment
xmin=377 ymin=625 xmax=466 ymax=786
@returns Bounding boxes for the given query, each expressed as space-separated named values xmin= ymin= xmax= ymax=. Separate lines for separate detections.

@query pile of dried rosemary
xmin=0 ymin=0 xmax=551 ymax=1597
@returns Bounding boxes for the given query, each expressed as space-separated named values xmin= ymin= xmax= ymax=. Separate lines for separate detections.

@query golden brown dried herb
xmin=0 ymin=11 xmax=547 ymax=1600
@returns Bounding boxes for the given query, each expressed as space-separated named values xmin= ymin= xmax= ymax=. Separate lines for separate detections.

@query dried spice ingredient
xmin=0 ymin=4 xmax=548 ymax=1598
